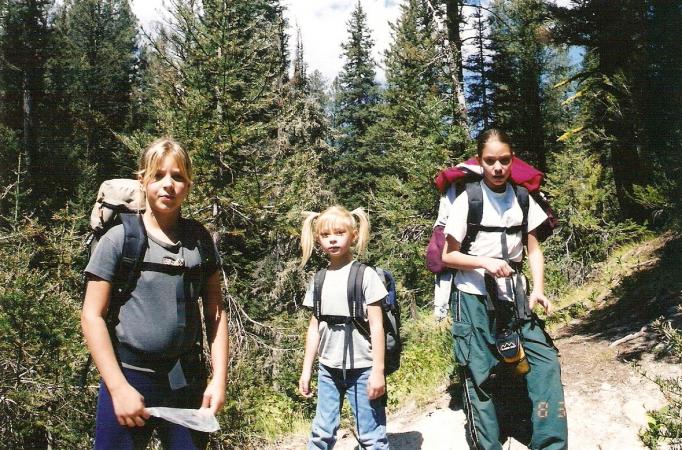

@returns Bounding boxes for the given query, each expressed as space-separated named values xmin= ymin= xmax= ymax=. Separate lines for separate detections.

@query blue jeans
xmin=308 ymin=364 xmax=389 ymax=450
xmin=94 ymin=367 xmax=208 ymax=450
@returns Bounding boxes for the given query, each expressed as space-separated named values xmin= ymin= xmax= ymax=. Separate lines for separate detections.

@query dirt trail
xmin=314 ymin=335 xmax=677 ymax=450
xmin=276 ymin=235 xmax=682 ymax=450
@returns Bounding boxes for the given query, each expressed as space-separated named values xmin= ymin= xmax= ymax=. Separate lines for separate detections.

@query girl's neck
xmin=143 ymin=209 xmax=181 ymax=243
xmin=327 ymin=252 xmax=353 ymax=270
xmin=482 ymin=178 xmax=509 ymax=193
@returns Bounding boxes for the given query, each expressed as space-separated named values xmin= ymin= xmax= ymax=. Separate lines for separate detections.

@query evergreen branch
xmin=553 ymin=69 xmax=595 ymax=89
xmin=461 ymin=2 xmax=512 ymax=29
xmin=140 ymin=27 xmax=183 ymax=75
xmin=171 ymin=0 xmax=213 ymax=61
xmin=220 ymin=266 xmax=296 ymax=351
xmin=0 ymin=181 xmax=17 ymax=200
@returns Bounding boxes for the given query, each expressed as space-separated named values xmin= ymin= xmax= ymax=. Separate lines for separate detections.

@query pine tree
xmin=423 ymin=0 xmax=469 ymax=133
xmin=641 ymin=0 xmax=682 ymax=213
xmin=549 ymin=0 xmax=654 ymax=221
xmin=291 ymin=26 xmax=306 ymax=90
xmin=0 ymin=0 xmax=53 ymax=205
xmin=368 ymin=0 xmax=467 ymax=302
xmin=331 ymin=1 xmax=381 ymax=207
xmin=486 ymin=0 xmax=561 ymax=172
xmin=54 ymin=0 xmax=140 ymax=183
xmin=464 ymin=4 xmax=493 ymax=130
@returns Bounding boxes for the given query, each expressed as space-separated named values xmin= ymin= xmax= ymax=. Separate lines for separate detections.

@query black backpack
xmin=312 ymin=261 xmax=402 ymax=376
xmin=460 ymin=181 xmax=530 ymax=255
xmin=426 ymin=176 xmax=555 ymax=274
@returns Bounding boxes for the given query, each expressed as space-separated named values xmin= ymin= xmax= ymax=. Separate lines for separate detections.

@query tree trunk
xmin=596 ymin=0 xmax=649 ymax=221
xmin=476 ymin=7 xmax=490 ymax=129
xmin=22 ymin=70 xmax=34 ymax=178
xmin=426 ymin=0 xmax=469 ymax=131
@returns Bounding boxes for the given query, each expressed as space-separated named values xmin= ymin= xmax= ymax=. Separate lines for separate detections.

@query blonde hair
xmin=300 ymin=205 xmax=370 ymax=267
xmin=137 ymin=137 xmax=192 ymax=187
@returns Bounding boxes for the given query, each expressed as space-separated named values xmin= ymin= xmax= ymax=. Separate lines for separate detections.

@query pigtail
xmin=300 ymin=211 xmax=320 ymax=267
xmin=350 ymin=207 xmax=370 ymax=258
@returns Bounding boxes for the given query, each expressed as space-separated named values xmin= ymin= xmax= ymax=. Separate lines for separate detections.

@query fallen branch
xmin=609 ymin=326 xmax=648 ymax=347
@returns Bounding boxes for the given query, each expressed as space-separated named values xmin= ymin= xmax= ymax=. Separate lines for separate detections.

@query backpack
xmin=80 ymin=179 xmax=215 ymax=385
xmin=312 ymin=261 xmax=402 ymax=376
xmin=425 ymin=156 xmax=557 ymax=274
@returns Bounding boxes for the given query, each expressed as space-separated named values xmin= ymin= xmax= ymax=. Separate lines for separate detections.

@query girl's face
xmin=477 ymin=138 xmax=513 ymax=192
xmin=317 ymin=224 xmax=355 ymax=263
xmin=143 ymin=155 xmax=190 ymax=217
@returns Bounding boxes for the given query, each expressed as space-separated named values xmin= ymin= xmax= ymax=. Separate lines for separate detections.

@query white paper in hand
xmin=145 ymin=407 xmax=220 ymax=433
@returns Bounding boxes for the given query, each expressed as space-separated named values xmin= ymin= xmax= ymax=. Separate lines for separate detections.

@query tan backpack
xmin=89 ymin=179 xmax=145 ymax=235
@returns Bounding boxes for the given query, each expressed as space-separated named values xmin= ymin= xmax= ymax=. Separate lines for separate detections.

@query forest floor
xmin=272 ymin=233 xmax=682 ymax=450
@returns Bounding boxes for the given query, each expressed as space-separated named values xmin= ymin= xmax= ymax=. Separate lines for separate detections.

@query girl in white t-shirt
xmin=298 ymin=206 xmax=389 ymax=450
xmin=442 ymin=129 xmax=568 ymax=450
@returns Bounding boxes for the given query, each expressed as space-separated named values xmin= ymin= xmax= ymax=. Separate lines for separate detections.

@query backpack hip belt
xmin=116 ymin=342 xmax=206 ymax=389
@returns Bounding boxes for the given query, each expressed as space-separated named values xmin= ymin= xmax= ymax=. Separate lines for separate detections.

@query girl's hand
xmin=529 ymin=290 xmax=551 ymax=314
xmin=483 ymin=258 xmax=514 ymax=278
xmin=299 ymin=370 xmax=314 ymax=398
xmin=201 ymin=378 xmax=226 ymax=415
xmin=367 ymin=369 xmax=385 ymax=400
xmin=109 ymin=382 xmax=149 ymax=427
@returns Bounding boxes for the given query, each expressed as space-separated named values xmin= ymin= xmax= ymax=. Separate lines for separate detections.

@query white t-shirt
xmin=443 ymin=181 xmax=547 ymax=300
xmin=303 ymin=261 xmax=388 ymax=369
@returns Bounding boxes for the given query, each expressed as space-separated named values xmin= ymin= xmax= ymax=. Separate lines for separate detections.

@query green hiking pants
xmin=451 ymin=289 xmax=568 ymax=450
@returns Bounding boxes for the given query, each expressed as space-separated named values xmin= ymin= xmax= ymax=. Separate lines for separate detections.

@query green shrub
xmin=0 ymin=217 xmax=93 ymax=449
xmin=387 ymin=309 xmax=454 ymax=407
xmin=641 ymin=319 xmax=682 ymax=449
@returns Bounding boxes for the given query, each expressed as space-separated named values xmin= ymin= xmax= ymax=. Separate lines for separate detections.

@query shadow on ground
xmin=556 ymin=233 xmax=682 ymax=361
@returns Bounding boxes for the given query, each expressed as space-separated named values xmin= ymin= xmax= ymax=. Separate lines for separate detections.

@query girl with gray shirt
xmin=81 ymin=138 xmax=228 ymax=449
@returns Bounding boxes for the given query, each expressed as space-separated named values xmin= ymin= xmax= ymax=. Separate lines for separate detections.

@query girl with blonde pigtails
xmin=298 ymin=206 xmax=390 ymax=450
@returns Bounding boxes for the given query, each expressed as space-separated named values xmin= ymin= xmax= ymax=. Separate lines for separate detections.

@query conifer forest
xmin=1 ymin=0 xmax=682 ymax=448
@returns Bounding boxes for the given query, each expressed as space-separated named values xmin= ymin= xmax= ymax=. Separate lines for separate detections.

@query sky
xmin=130 ymin=0 xmax=574 ymax=85
xmin=131 ymin=0 xmax=402 ymax=84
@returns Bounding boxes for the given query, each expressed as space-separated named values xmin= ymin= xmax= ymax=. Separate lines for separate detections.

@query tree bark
xmin=22 ymin=70 xmax=34 ymax=181
xmin=426 ymin=0 xmax=469 ymax=131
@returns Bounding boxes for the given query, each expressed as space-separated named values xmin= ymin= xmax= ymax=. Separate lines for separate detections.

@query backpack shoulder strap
xmin=377 ymin=267 xmax=397 ymax=308
xmin=180 ymin=218 xmax=219 ymax=287
xmin=117 ymin=213 xmax=147 ymax=298
xmin=461 ymin=182 xmax=483 ymax=254
xmin=312 ymin=269 xmax=326 ymax=319
xmin=513 ymin=185 xmax=530 ymax=246
xmin=347 ymin=261 xmax=366 ymax=320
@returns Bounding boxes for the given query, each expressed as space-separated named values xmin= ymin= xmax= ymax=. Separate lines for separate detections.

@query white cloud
xmin=130 ymin=0 xmax=170 ymax=31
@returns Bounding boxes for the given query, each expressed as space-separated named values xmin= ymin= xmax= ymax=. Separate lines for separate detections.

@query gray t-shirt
xmin=85 ymin=220 xmax=218 ymax=365
xmin=303 ymin=261 xmax=388 ymax=369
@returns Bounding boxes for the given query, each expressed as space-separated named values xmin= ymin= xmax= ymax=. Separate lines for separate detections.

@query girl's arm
xmin=367 ymin=303 xmax=385 ymax=400
xmin=442 ymin=235 xmax=514 ymax=278
xmin=526 ymin=231 xmax=551 ymax=313
xmin=81 ymin=277 xmax=149 ymax=427
xmin=299 ymin=315 xmax=320 ymax=398
xmin=202 ymin=271 xmax=229 ymax=414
